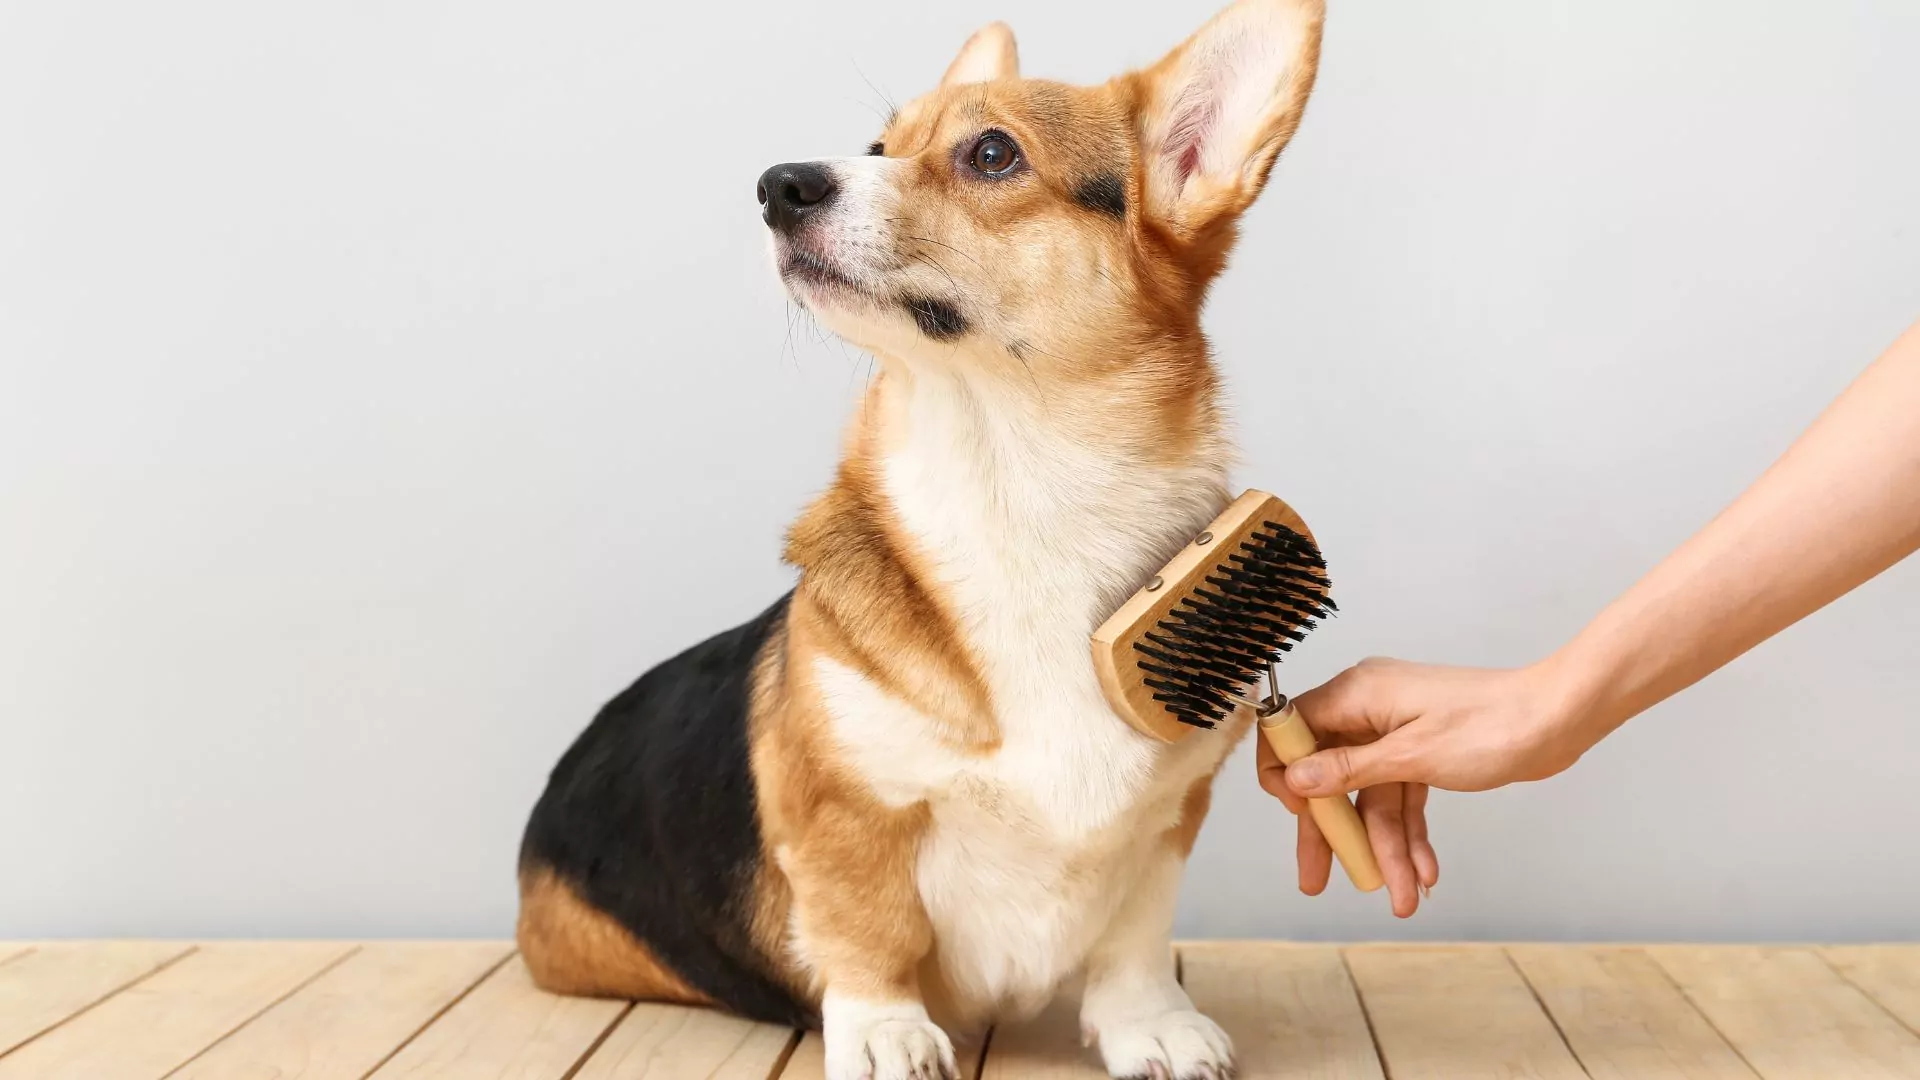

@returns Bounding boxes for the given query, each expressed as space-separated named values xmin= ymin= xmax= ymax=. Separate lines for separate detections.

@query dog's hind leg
xmin=515 ymin=867 xmax=713 ymax=1006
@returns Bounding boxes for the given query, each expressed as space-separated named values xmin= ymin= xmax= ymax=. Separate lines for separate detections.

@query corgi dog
xmin=517 ymin=2 xmax=1325 ymax=1077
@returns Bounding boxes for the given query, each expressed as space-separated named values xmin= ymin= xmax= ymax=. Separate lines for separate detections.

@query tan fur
xmin=941 ymin=21 xmax=1019 ymax=88
xmin=741 ymin=618 xmax=805 ymax=989
xmin=782 ymin=402 xmax=998 ymax=750
xmin=517 ymin=867 xmax=713 ymax=1004
xmin=1130 ymin=0 xmax=1327 ymax=266
xmin=753 ymin=605 xmax=939 ymax=1002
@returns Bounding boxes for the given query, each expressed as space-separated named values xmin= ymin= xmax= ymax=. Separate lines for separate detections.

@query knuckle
xmin=1329 ymin=745 xmax=1362 ymax=785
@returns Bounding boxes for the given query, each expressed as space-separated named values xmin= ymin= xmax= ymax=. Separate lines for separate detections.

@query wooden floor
xmin=2 ymin=943 xmax=1918 ymax=1079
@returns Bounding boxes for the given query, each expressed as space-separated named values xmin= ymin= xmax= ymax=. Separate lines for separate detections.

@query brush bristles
xmin=1134 ymin=521 xmax=1335 ymax=728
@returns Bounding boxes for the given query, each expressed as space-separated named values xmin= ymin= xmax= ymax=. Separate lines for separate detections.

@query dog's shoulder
xmin=781 ymin=449 xmax=999 ymax=750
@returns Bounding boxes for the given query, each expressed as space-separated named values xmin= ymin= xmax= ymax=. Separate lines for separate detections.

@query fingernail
xmin=1290 ymin=760 xmax=1323 ymax=789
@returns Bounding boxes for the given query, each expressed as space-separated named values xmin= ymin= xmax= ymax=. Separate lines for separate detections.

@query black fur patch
xmin=906 ymin=296 xmax=968 ymax=340
xmin=518 ymin=594 xmax=814 ymax=1028
xmin=1074 ymin=173 xmax=1127 ymax=218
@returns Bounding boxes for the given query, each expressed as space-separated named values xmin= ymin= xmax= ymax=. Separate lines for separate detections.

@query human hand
xmin=1256 ymin=729 xmax=1437 ymax=917
xmin=1255 ymin=657 xmax=1604 ymax=915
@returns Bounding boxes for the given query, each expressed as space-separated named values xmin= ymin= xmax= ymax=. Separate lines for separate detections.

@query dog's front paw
xmin=1091 ymin=1009 xmax=1234 ymax=1080
xmin=823 ymin=999 xmax=958 ymax=1080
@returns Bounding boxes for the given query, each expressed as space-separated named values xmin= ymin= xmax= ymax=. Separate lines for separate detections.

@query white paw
xmin=823 ymin=1000 xmax=958 ymax=1080
xmin=1092 ymin=1009 xmax=1234 ymax=1080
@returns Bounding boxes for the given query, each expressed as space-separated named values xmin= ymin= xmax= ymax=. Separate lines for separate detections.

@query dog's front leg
xmin=1079 ymin=844 xmax=1233 ymax=1080
xmin=786 ymin=800 xmax=956 ymax=1080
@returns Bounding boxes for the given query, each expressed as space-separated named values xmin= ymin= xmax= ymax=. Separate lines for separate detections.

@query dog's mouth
xmin=777 ymin=243 xmax=970 ymax=343
xmin=778 ymin=248 xmax=871 ymax=300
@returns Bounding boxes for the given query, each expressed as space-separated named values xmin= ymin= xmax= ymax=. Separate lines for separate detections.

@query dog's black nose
xmin=756 ymin=162 xmax=836 ymax=232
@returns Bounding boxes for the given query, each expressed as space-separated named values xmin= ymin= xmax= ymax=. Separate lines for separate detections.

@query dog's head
xmin=758 ymin=0 xmax=1323 ymax=377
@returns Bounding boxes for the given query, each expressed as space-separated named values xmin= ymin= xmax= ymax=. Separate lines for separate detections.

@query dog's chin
xmin=773 ymin=246 xmax=970 ymax=353
xmin=777 ymin=249 xmax=875 ymax=308
xmin=790 ymin=287 xmax=895 ymax=352
xmin=782 ymin=274 xmax=875 ymax=320
xmin=775 ymin=251 xmax=900 ymax=346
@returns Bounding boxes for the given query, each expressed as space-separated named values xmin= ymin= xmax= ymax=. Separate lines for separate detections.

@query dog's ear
xmin=1131 ymin=0 xmax=1324 ymax=241
xmin=941 ymin=22 xmax=1019 ymax=87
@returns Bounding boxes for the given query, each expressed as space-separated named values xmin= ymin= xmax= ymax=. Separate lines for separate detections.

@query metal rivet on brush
xmin=1145 ymin=576 xmax=1164 ymax=592
xmin=1195 ymin=532 xmax=1213 ymax=545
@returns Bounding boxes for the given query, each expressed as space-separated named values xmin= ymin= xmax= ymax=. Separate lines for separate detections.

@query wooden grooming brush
xmin=1091 ymin=489 xmax=1384 ymax=893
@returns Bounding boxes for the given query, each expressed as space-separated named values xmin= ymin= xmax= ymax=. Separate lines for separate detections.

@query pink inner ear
xmin=1163 ymin=82 xmax=1221 ymax=188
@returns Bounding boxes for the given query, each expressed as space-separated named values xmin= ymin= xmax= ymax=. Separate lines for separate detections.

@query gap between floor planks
xmin=1 ymin=943 xmax=1917 ymax=1079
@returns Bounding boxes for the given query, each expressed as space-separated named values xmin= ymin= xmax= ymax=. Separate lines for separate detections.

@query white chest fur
xmin=809 ymin=365 xmax=1236 ymax=1021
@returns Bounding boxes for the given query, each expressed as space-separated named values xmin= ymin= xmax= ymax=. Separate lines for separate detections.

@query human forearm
xmin=1272 ymin=318 xmax=1920 ymax=802
xmin=1268 ymin=319 xmax=1920 ymax=907
xmin=1551 ymin=320 xmax=1920 ymax=736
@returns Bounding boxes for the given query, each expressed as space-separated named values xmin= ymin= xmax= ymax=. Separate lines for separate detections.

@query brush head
xmin=1091 ymin=490 xmax=1334 ymax=741
xmin=1136 ymin=519 xmax=1335 ymax=728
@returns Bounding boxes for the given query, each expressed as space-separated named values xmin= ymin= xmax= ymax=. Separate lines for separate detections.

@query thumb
xmin=1285 ymin=735 xmax=1418 ymax=797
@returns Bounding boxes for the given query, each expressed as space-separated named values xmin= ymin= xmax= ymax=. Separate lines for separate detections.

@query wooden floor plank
xmin=1180 ymin=942 xmax=1384 ymax=1079
xmin=781 ymin=1029 xmax=984 ymax=1080
xmin=1652 ymin=946 xmax=1920 ymax=1080
xmin=6 ymin=941 xmax=1915 ymax=1079
xmin=0 ymin=942 xmax=351 ymax=1080
xmin=0 ymin=941 xmax=196 ymax=1057
xmin=1824 ymin=946 xmax=1920 ymax=1036
xmin=168 ymin=941 xmax=512 ymax=1080
xmin=1344 ymin=945 xmax=1587 ymax=1079
xmin=772 ymin=1034 xmax=828 ymax=1080
xmin=366 ymin=956 xmax=628 ymax=1080
xmin=571 ymin=1002 xmax=797 ymax=1080
xmin=1509 ymin=946 xmax=1755 ymax=1079
xmin=978 ymin=992 xmax=1106 ymax=1080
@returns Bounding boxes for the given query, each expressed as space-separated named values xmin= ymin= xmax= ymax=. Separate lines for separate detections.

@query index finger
xmin=1291 ymin=663 xmax=1403 ymax=742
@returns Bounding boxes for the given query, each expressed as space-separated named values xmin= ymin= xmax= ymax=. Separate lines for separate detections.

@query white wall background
xmin=3 ymin=0 xmax=1916 ymax=941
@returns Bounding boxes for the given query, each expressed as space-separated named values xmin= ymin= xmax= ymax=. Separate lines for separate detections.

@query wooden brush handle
xmin=1259 ymin=703 xmax=1385 ymax=893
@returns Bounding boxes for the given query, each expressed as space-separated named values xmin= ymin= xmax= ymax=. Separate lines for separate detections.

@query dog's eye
xmin=867 ymin=141 xmax=885 ymax=157
xmin=971 ymin=134 xmax=1018 ymax=175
